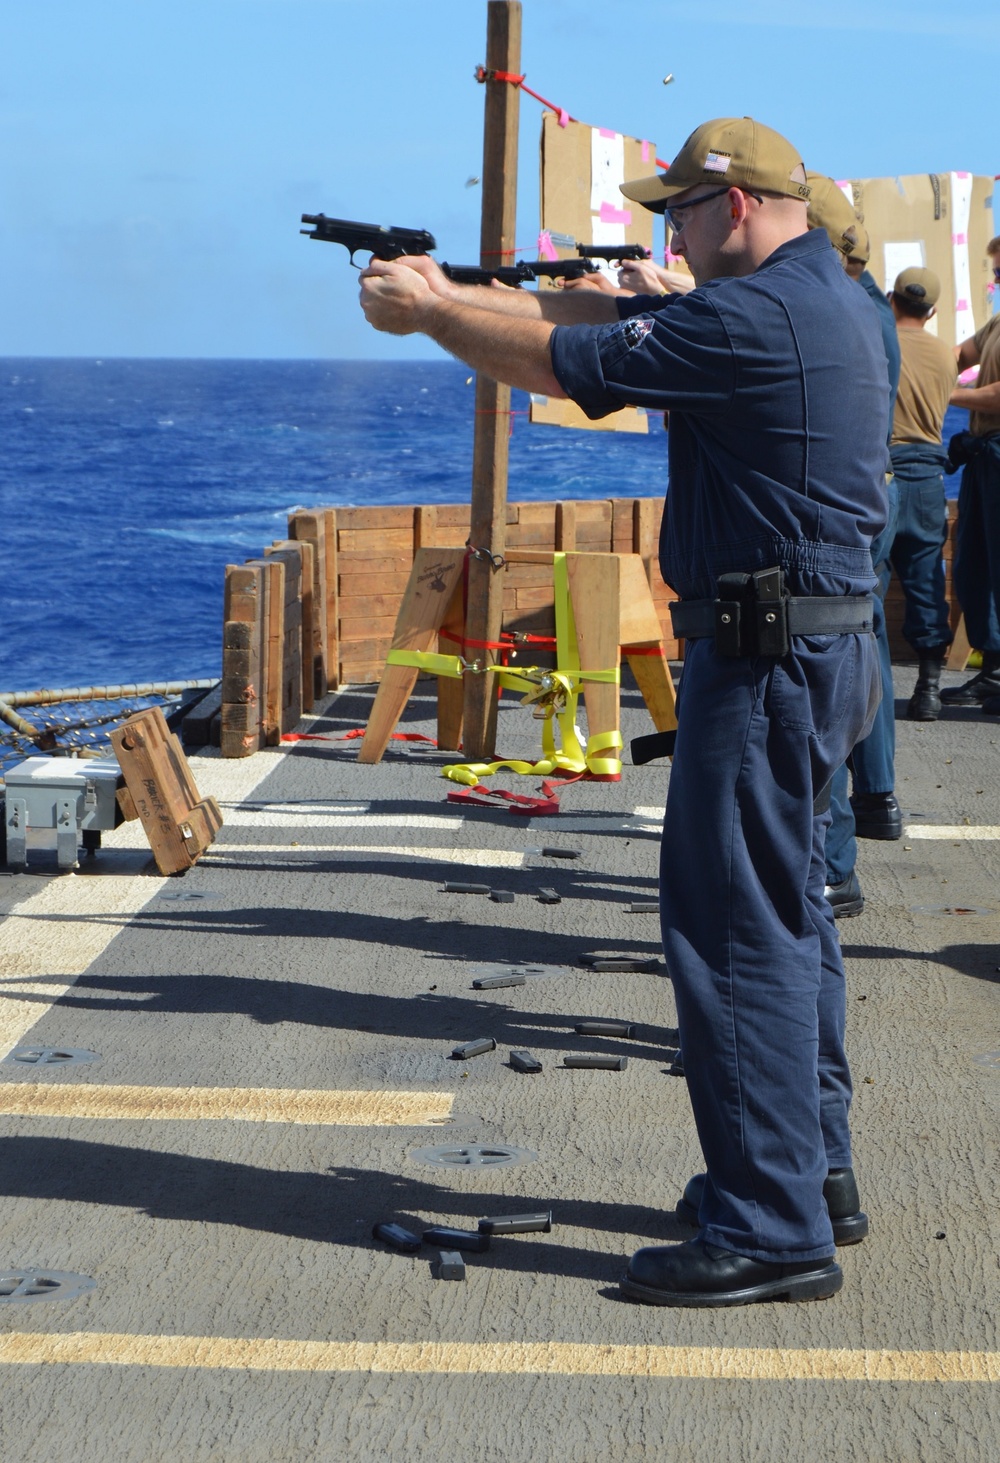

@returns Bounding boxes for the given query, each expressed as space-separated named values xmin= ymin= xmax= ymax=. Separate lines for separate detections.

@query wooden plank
xmin=515 ymin=586 xmax=556 ymax=610
xmin=633 ymin=497 xmax=659 ymax=559
xmin=110 ymin=707 xmax=222 ymax=875
xmin=506 ymin=520 xmax=560 ymax=547
xmin=413 ymin=505 xmax=438 ymax=549
xmin=339 ymin=616 xmax=400 ymax=642
xmin=221 ymin=562 xmax=264 ymax=758
xmin=289 ymin=511 xmax=329 ymax=701
xmin=337 ymin=636 xmax=393 ymax=663
xmin=245 ymin=558 xmax=284 ymax=746
xmin=437 ymin=576 xmax=466 ymax=751
xmin=358 ymin=547 xmax=468 ymax=764
xmin=618 ymin=555 xmax=677 ymax=734
xmin=436 ymin=505 xmax=474 ymax=527
xmin=224 ymin=564 xmax=265 ymax=624
xmin=265 ymin=545 xmax=305 ymax=723
xmin=321 ymin=508 xmax=339 ymax=688
xmin=610 ymin=499 xmax=635 ymax=554
xmin=338 ymin=593 xmax=408 ymax=621
xmin=565 ymin=553 xmax=620 ymax=771
xmin=335 ymin=505 xmax=414 ymax=531
xmin=555 ymin=501 xmax=577 ymax=552
xmin=338 ymin=570 xmax=414 ymax=596
xmin=220 ymin=640 xmax=260 ymax=705
xmin=272 ymin=539 xmax=314 ymax=713
xmin=337 ymin=527 xmax=415 ymax=553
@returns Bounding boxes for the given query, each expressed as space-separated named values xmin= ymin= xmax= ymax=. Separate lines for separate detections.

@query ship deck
xmin=0 ymin=667 xmax=997 ymax=1462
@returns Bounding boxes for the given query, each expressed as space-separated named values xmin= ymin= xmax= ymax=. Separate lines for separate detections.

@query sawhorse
xmin=357 ymin=547 xmax=676 ymax=765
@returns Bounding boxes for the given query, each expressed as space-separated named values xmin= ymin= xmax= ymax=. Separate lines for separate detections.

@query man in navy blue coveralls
xmin=358 ymin=117 xmax=887 ymax=1307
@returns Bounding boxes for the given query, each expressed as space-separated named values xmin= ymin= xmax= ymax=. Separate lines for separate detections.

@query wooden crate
xmin=110 ymin=707 xmax=223 ymax=874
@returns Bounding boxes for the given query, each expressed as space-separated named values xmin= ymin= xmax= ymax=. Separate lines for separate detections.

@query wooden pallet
xmin=110 ymin=707 xmax=223 ymax=875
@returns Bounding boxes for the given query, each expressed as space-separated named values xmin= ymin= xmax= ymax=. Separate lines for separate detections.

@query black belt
xmin=670 ymin=594 xmax=875 ymax=641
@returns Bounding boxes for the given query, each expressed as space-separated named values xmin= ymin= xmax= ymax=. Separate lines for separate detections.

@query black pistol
xmin=522 ymin=258 xmax=600 ymax=281
xmin=300 ymin=214 xmax=437 ymax=265
xmin=440 ymin=263 xmax=536 ymax=288
xmin=577 ymin=243 xmax=651 ymax=263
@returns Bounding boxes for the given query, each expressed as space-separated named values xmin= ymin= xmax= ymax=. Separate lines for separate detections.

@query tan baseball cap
xmin=620 ymin=117 xmax=810 ymax=213
xmin=893 ymin=266 xmax=940 ymax=307
xmin=806 ymin=173 xmax=861 ymax=257
xmin=847 ymin=221 xmax=871 ymax=267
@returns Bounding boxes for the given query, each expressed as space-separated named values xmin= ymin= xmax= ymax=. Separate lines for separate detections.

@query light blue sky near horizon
xmin=2 ymin=0 xmax=997 ymax=361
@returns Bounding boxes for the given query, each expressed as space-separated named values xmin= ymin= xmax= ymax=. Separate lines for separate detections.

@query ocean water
xmin=0 ymin=357 xmax=968 ymax=694
xmin=0 ymin=358 xmax=669 ymax=692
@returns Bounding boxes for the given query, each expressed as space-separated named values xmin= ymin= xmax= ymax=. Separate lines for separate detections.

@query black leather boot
xmin=940 ymin=650 xmax=1000 ymax=705
xmin=621 ymin=1238 xmax=842 ymax=1307
xmin=907 ymin=649 xmax=947 ymax=721
xmin=824 ymin=871 xmax=864 ymax=918
xmin=676 ymin=1167 xmax=869 ymax=1246
xmin=850 ymin=790 xmax=902 ymax=840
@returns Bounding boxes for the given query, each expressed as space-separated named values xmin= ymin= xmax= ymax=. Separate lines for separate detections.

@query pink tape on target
xmin=952 ymin=233 xmax=968 ymax=245
xmin=641 ymin=140 xmax=651 ymax=162
xmin=599 ymin=128 xmax=618 ymax=140
xmin=558 ymin=109 xmax=569 ymax=128
xmin=955 ymin=171 xmax=970 ymax=179
xmin=600 ymin=202 xmax=632 ymax=226
xmin=956 ymin=299 xmax=970 ymax=312
xmin=537 ymin=231 xmax=559 ymax=263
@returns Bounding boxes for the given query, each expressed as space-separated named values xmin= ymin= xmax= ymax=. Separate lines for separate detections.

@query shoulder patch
xmin=620 ymin=317 xmax=653 ymax=350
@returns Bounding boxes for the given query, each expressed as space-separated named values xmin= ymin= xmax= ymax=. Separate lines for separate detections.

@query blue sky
xmin=2 ymin=0 xmax=997 ymax=360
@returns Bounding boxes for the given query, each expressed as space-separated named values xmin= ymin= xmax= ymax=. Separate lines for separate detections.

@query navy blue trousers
xmin=824 ymin=483 xmax=897 ymax=883
xmin=888 ymin=444 xmax=952 ymax=653
xmin=660 ymin=632 xmax=879 ymax=1261
xmin=953 ymin=438 xmax=1000 ymax=653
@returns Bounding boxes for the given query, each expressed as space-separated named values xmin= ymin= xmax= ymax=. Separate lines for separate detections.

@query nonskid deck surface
xmin=0 ymin=672 xmax=997 ymax=1462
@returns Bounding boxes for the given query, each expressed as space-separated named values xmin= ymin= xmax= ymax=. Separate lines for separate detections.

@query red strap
xmin=281 ymin=730 xmax=437 ymax=745
xmin=447 ymin=784 xmax=561 ymax=816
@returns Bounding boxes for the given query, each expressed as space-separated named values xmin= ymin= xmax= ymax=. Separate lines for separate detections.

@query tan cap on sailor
xmin=847 ymin=220 xmax=871 ymax=267
xmin=893 ymin=266 xmax=941 ymax=306
xmin=805 ymin=173 xmax=862 ymax=257
xmin=620 ymin=117 xmax=810 ymax=213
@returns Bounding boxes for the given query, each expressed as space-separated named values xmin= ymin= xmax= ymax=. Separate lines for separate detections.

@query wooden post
xmin=462 ymin=0 xmax=522 ymax=759
xmin=221 ymin=564 xmax=264 ymax=758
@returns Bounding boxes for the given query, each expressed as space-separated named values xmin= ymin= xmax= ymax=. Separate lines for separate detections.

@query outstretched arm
xmin=391 ymin=254 xmax=621 ymax=325
xmin=359 ymin=259 xmax=568 ymax=396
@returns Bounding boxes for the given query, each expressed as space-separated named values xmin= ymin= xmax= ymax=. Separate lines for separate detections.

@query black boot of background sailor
xmin=939 ymin=649 xmax=1000 ymax=706
xmin=907 ymin=647 xmax=948 ymax=721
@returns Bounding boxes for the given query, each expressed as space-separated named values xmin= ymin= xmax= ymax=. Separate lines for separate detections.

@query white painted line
xmin=203 ymin=845 xmax=527 ymax=868
xmin=0 ymin=749 xmax=295 ymax=1059
xmin=903 ymin=825 xmax=1000 ymax=841
xmin=220 ymin=811 xmax=463 ymax=830
xmin=631 ymin=806 xmax=664 ymax=822
xmin=538 ymin=816 xmax=661 ymax=835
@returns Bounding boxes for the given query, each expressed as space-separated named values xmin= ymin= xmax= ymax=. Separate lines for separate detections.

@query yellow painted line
xmin=904 ymin=825 xmax=1000 ymax=840
xmin=0 ymin=1335 xmax=994 ymax=1382
xmin=0 ymin=1085 xmax=454 ymax=1126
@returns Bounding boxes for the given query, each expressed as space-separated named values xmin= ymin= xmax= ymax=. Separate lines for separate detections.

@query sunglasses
xmin=993 ymin=265 xmax=1000 ymax=281
xmin=664 ymin=186 xmax=763 ymax=233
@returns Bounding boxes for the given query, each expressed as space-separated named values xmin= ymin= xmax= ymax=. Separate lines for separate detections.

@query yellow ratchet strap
xmin=388 ymin=553 xmax=623 ymax=787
